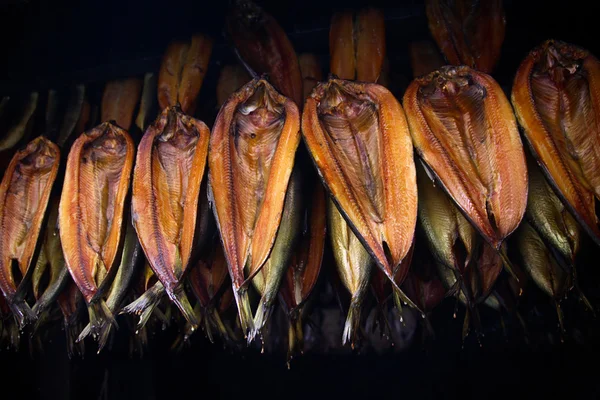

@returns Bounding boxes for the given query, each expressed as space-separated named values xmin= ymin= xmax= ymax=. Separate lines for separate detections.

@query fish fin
xmin=152 ymin=306 xmax=170 ymax=328
xmin=77 ymin=322 xmax=91 ymax=343
xmin=392 ymin=288 xmax=404 ymax=321
xmin=445 ymin=280 xmax=461 ymax=298
xmin=234 ymin=288 xmax=254 ymax=337
xmin=573 ymin=279 xmax=596 ymax=317
xmin=392 ymin=285 xmax=423 ymax=316
xmin=96 ymin=320 xmax=116 ymax=354
xmin=9 ymin=299 xmax=36 ymax=330
xmin=342 ymin=296 xmax=362 ymax=347
xmin=207 ymin=306 xmax=228 ymax=341
xmin=462 ymin=311 xmax=470 ymax=343
xmin=167 ymin=285 xmax=199 ymax=330
xmin=250 ymin=299 xmax=275 ymax=343
xmin=121 ymin=282 xmax=165 ymax=331
xmin=82 ymin=300 xmax=117 ymax=347
xmin=498 ymin=245 xmax=519 ymax=282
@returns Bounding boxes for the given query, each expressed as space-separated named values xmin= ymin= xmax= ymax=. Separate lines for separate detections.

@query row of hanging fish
xmin=0 ymin=0 xmax=597 ymax=360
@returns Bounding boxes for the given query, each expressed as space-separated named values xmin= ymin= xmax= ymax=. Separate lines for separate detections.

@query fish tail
xmin=169 ymin=285 xmax=199 ymax=330
xmin=575 ymin=285 xmax=595 ymax=317
xmin=234 ymin=288 xmax=254 ymax=338
xmin=121 ymin=284 xmax=164 ymax=331
xmin=342 ymin=296 xmax=362 ymax=347
xmin=64 ymin=319 xmax=77 ymax=359
xmin=9 ymin=299 xmax=37 ymax=330
xmin=498 ymin=247 xmax=519 ymax=282
xmin=30 ymin=308 xmax=50 ymax=336
xmin=96 ymin=320 xmax=115 ymax=354
xmin=287 ymin=314 xmax=304 ymax=365
xmin=83 ymin=300 xmax=117 ymax=348
xmin=202 ymin=311 xmax=216 ymax=343
xmin=250 ymin=299 xmax=274 ymax=343
xmin=209 ymin=307 xmax=229 ymax=340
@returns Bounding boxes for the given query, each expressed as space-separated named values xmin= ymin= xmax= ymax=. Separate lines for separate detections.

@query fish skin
xmin=77 ymin=219 xmax=142 ymax=351
xmin=227 ymin=0 xmax=303 ymax=107
xmin=209 ymin=78 xmax=300 ymax=335
xmin=425 ymin=0 xmax=505 ymax=74
xmin=512 ymin=40 xmax=600 ymax=246
xmin=298 ymin=54 xmax=323 ymax=105
xmin=57 ymin=279 xmax=86 ymax=358
xmin=45 ymin=90 xmax=60 ymax=138
xmin=249 ymin=167 xmax=302 ymax=341
xmin=328 ymin=198 xmax=373 ymax=346
xmin=187 ymin=238 xmax=229 ymax=342
xmin=329 ymin=9 xmax=385 ymax=83
xmin=525 ymin=155 xmax=580 ymax=264
xmin=416 ymin=161 xmax=476 ymax=274
xmin=355 ymin=8 xmax=386 ymax=83
xmin=516 ymin=221 xmax=570 ymax=301
xmin=101 ymin=78 xmax=143 ymax=131
xmin=57 ymin=85 xmax=85 ymax=148
xmin=0 ymin=136 xmax=60 ymax=329
xmin=402 ymin=259 xmax=445 ymax=314
xmin=131 ymin=106 xmax=209 ymax=329
xmin=280 ymin=181 xmax=326 ymax=313
xmin=158 ymin=41 xmax=189 ymax=112
xmin=404 ymin=66 xmax=528 ymax=250
xmin=409 ymin=40 xmax=445 ymax=79
xmin=0 ymin=92 xmax=39 ymax=152
xmin=31 ymin=196 xmax=70 ymax=322
xmin=136 ymin=73 xmax=158 ymax=132
xmin=329 ymin=11 xmax=355 ymax=81
xmin=303 ymin=78 xmax=418 ymax=281
xmin=59 ymin=122 xmax=134 ymax=336
xmin=216 ymin=65 xmax=252 ymax=108
xmin=178 ymin=34 xmax=213 ymax=115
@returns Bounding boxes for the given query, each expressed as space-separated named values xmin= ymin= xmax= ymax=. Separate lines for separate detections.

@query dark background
xmin=1 ymin=0 xmax=600 ymax=399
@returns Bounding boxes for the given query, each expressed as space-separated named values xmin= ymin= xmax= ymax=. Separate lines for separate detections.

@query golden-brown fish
xmin=525 ymin=155 xmax=580 ymax=265
xmin=249 ymin=167 xmax=302 ymax=341
xmin=187 ymin=238 xmax=230 ymax=342
xmin=57 ymin=279 xmax=86 ymax=358
xmin=158 ymin=35 xmax=213 ymax=115
xmin=516 ymin=220 xmax=572 ymax=333
xmin=409 ymin=40 xmax=444 ymax=78
xmin=303 ymin=78 xmax=418 ymax=282
xmin=280 ymin=180 xmax=326 ymax=359
xmin=0 ymin=136 xmax=60 ymax=328
xmin=77 ymin=220 xmax=142 ymax=352
xmin=101 ymin=78 xmax=143 ymax=131
xmin=31 ymin=196 xmax=70 ymax=323
xmin=216 ymin=64 xmax=252 ymax=108
xmin=209 ymin=78 xmax=300 ymax=335
xmin=135 ymin=73 xmax=158 ymax=132
xmin=329 ymin=9 xmax=386 ymax=82
xmin=299 ymin=54 xmax=323 ymax=103
xmin=512 ymin=40 xmax=600 ymax=245
xmin=227 ymin=0 xmax=303 ymax=107
xmin=425 ymin=0 xmax=505 ymax=73
xmin=131 ymin=106 xmax=209 ymax=329
xmin=59 ymin=122 xmax=134 ymax=337
xmin=404 ymin=66 xmax=527 ymax=259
